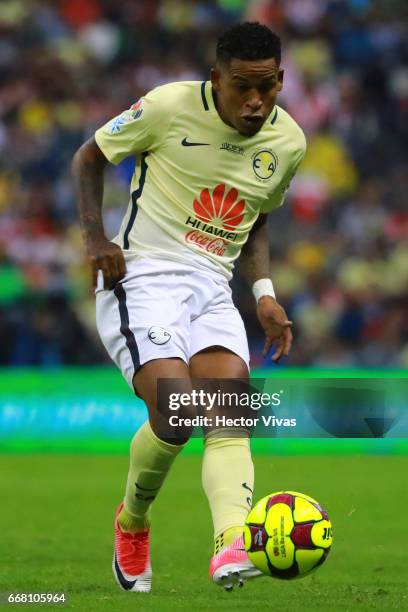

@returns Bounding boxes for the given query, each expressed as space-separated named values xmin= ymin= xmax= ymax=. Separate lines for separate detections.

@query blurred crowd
xmin=0 ymin=0 xmax=407 ymax=367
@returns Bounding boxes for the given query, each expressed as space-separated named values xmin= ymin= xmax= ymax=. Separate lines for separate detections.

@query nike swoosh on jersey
xmin=181 ymin=137 xmax=210 ymax=147
xmin=114 ymin=552 xmax=137 ymax=590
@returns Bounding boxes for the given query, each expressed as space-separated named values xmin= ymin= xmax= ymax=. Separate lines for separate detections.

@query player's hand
xmin=86 ymin=238 xmax=127 ymax=290
xmin=256 ymin=296 xmax=293 ymax=362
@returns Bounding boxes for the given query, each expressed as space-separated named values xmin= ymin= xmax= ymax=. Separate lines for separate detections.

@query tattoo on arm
xmin=239 ymin=214 xmax=270 ymax=286
xmin=71 ymin=137 xmax=108 ymax=246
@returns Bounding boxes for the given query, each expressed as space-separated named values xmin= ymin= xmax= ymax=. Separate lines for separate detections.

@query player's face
xmin=211 ymin=58 xmax=283 ymax=137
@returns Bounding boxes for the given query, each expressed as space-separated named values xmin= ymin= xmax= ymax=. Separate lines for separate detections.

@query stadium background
xmin=0 ymin=0 xmax=407 ymax=369
xmin=1 ymin=2 xmax=407 ymax=609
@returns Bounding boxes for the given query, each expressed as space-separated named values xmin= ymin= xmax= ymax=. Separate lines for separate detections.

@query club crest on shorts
xmin=148 ymin=326 xmax=171 ymax=345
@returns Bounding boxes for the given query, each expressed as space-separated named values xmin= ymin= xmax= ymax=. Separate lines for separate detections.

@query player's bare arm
xmin=239 ymin=213 xmax=293 ymax=362
xmin=71 ymin=137 xmax=126 ymax=289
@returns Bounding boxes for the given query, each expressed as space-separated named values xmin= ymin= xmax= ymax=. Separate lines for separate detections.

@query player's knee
xmin=168 ymin=401 xmax=198 ymax=443
xmin=142 ymin=414 xmax=192 ymax=445
xmin=147 ymin=401 xmax=198 ymax=446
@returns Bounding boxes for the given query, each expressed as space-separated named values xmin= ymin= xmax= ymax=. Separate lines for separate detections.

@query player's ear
xmin=277 ymin=69 xmax=284 ymax=92
xmin=211 ymin=67 xmax=222 ymax=92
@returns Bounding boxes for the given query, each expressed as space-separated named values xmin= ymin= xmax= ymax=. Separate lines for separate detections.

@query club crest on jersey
xmin=252 ymin=149 xmax=279 ymax=181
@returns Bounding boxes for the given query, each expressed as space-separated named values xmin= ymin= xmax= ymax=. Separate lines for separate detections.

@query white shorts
xmin=96 ymin=257 xmax=250 ymax=389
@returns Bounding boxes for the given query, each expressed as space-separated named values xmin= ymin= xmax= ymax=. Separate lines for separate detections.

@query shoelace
xmin=117 ymin=529 xmax=149 ymax=574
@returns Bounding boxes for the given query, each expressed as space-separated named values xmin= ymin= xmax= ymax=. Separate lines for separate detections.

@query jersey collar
xmin=201 ymin=80 xmax=214 ymax=113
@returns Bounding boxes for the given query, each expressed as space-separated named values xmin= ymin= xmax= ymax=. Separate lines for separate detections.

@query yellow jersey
xmin=95 ymin=80 xmax=306 ymax=279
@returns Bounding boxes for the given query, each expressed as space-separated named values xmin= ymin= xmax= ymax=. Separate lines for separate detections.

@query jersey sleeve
xmin=261 ymin=144 xmax=306 ymax=213
xmin=94 ymin=87 xmax=169 ymax=165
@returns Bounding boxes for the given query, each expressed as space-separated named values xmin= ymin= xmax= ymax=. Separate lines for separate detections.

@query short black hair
xmin=216 ymin=22 xmax=281 ymax=66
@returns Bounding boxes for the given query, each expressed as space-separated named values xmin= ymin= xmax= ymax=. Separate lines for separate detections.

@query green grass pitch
xmin=2 ymin=453 xmax=407 ymax=611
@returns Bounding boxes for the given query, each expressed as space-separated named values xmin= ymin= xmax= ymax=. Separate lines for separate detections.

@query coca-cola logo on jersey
xmin=184 ymin=183 xmax=246 ymax=256
xmin=185 ymin=231 xmax=227 ymax=257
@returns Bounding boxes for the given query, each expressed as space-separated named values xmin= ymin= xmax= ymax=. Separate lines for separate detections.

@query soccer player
xmin=72 ymin=22 xmax=306 ymax=592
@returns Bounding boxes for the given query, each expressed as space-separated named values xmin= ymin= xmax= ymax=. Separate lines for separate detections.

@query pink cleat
xmin=112 ymin=503 xmax=152 ymax=593
xmin=209 ymin=535 xmax=263 ymax=591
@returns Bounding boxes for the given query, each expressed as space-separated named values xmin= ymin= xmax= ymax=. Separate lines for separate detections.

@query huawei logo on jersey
xmin=184 ymin=184 xmax=245 ymax=256
xmin=193 ymin=184 xmax=246 ymax=230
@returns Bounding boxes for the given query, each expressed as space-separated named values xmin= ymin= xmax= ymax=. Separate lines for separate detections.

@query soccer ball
xmin=243 ymin=491 xmax=332 ymax=579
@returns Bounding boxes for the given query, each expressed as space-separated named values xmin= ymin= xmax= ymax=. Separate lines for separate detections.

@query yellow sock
xmin=202 ymin=433 xmax=254 ymax=548
xmin=214 ymin=526 xmax=243 ymax=554
xmin=118 ymin=421 xmax=185 ymax=532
